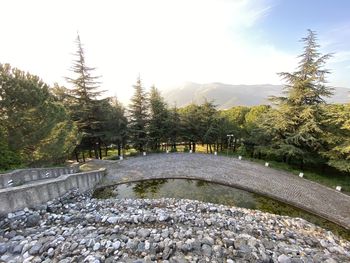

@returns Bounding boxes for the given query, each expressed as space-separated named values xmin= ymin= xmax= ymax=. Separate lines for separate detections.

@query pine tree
xmin=128 ymin=76 xmax=148 ymax=152
xmin=269 ymin=30 xmax=333 ymax=167
xmin=148 ymin=86 xmax=168 ymax=150
xmin=0 ymin=63 xmax=76 ymax=166
xmin=66 ymin=34 xmax=103 ymax=159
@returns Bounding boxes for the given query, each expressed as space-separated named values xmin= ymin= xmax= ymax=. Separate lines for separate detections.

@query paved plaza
xmin=98 ymin=153 xmax=350 ymax=230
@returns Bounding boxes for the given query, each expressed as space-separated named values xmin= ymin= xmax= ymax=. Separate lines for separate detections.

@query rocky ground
xmin=0 ymin=189 xmax=349 ymax=263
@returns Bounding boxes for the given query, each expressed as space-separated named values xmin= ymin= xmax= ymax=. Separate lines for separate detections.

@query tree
xmin=179 ymin=104 xmax=202 ymax=152
xmin=99 ymin=97 xmax=128 ymax=156
xmin=322 ymin=104 xmax=350 ymax=172
xmin=66 ymin=34 xmax=104 ymax=159
xmin=243 ymin=105 xmax=271 ymax=158
xmin=166 ymin=105 xmax=181 ymax=150
xmin=220 ymin=106 xmax=250 ymax=151
xmin=128 ymin=76 xmax=148 ymax=152
xmin=268 ymin=30 xmax=333 ymax=167
xmin=148 ymin=86 xmax=168 ymax=150
xmin=0 ymin=63 xmax=77 ymax=167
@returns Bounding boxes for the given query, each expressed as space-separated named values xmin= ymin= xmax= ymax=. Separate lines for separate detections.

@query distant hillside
xmin=162 ymin=82 xmax=350 ymax=109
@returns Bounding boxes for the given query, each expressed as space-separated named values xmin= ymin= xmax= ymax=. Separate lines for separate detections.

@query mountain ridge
xmin=162 ymin=82 xmax=350 ymax=109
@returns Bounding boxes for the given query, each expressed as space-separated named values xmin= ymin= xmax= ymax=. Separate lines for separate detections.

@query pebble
xmin=0 ymin=189 xmax=348 ymax=262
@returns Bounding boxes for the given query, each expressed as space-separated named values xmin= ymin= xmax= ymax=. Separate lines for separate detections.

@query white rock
xmin=278 ymin=254 xmax=291 ymax=263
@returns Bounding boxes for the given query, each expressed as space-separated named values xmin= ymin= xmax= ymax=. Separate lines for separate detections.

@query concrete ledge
xmin=0 ymin=169 xmax=105 ymax=215
xmin=0 ymin=165 xmax=79 ymax=189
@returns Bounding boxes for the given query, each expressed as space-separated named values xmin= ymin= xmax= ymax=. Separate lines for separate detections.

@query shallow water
xmin=93 ymin=178 xmax=350 ymax=239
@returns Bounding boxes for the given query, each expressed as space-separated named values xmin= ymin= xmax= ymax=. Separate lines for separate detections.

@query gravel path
xmin=99 ymin=153 xmax=350 ymax=230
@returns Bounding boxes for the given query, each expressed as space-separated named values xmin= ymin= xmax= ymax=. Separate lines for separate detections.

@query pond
xmin=93 ymin=178 xmax=350 ymax=240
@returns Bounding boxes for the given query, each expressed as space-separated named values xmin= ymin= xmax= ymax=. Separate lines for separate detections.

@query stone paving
xmin=98 ymin=153 xmax=350 ymax=230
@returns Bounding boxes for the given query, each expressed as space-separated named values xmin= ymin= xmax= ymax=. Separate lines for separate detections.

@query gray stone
xmin=12 ymin=244 xmax=24 ymax=254
xmin=112 ymin=241 xmax=121 ymax=250
xmin=278 ymin=254 xmax=292 ymax=263
xmin=159 ymin=213 xmax=169 ymax=222
xmin=29 ymin=243 xmax=42 ymax=255
xmin=137 ymin=228 xmax=151 ymax=238
xmin=107 ymin=216 xmax=118 ymax=224
xmin=0 ymin=244 xmax=7 ymax=255
xmin=201 ymin=244 xmax=212 ymax=257
xmin=26 ymin=213 xmax=41 ymax=227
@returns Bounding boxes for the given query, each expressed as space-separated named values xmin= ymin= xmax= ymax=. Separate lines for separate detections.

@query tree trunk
xmin=192 ymin=142 xmax=196 ymax=152
xmin=89 ymin=149 xmax=92 ymax=158
xmin=75 ymin=150 xmax=79 ymax=163
xmin=105 ymin=146 xmax=108 ymax=157
xmin=118 ymin=143 xmax=121 ymax=156
xmin=233 ymin=138 xmax=237 ymax=152
xmin=99 ymin=147 xmax=102 ymax=159
xmin=206 ymin=144 xmax=209 ymax=153
xmin=94 ymin=143 xmax=98 ymax=159
xmin=82 ymin=152 xmax=85 ymax=163
xmin=220 ymin=142 xmax=223 ymax=151
xmin=209 ymin=144 xmax=212 ymax=154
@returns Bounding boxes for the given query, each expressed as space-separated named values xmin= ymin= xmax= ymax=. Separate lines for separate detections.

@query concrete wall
xmin=0 ymin=166 xmax=79 ymax=189
xmin=0 ymin=169 xmax=105 ymax=215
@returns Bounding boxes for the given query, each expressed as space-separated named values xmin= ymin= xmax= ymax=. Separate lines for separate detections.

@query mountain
xmin=162 ymin=82 xmax=350 ymax=109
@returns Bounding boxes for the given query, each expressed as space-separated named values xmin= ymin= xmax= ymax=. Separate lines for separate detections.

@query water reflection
xmin=132 ymin=179 xmax=168 ymax=198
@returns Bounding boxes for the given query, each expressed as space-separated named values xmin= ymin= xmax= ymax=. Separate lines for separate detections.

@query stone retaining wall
xmin=0 ymin=166 xmax=79 ymax=189
xmin=0 ymin=169 xmax=105 ymax=215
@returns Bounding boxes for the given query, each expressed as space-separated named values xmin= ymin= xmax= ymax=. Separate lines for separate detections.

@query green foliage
xmin=0 ymin=63 xmax=77 ymax=167
xmin=148 ymin=86 xmax=169 ymax=150
xmin=266 ymin=30 xmax=333 ymax=166
xmin=128 ymin=76 xmax=148 ymax=152
xmin=0 ymin=126 xmax=21 ymax=171
xmin=322 ymin=104 xmax=350 ymax=172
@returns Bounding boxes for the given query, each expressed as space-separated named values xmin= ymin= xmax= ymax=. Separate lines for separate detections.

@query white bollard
xmin=214 ymin=151 xmax=217 ymax=156
xmin=299 ymin=172 xmax=304 ymax=178
xmin=120 ymin=156 xmax=123 ymax=160
xmin=238 ymin=156 xmax=242 ymax=160
xmin=265 ymin=162 xmax=269 ymax=167
xmin=143 ymin=152 xmax=147 ymax=156
xmin=336 ymin=186 xmax=342 ymax=191
xmin=189 ymin=150 xmax=192 ymax=153
xmin=166 ymin=150 xmax=169 ymax=154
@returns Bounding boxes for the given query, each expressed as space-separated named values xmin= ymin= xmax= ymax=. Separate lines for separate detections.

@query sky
xmin=1 ymin=0 xmax=350 ymax=104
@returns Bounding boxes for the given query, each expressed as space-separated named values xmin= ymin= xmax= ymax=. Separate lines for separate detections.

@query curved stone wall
xmin=0 ymin=165 xmax=79 ymax=189
xmin=0 ymin=169 xmax=105 ymax=215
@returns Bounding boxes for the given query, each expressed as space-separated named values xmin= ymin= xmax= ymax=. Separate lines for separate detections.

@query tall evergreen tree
xmin=128 ymin=76 xmax=148 ymax=152
xmin=66 ymin=34 xmax=103 ymax=159
xmin=148 ymin=86 xmax=168 ymax=150
xmin=269 ymin=30 xmax=333 ymax=167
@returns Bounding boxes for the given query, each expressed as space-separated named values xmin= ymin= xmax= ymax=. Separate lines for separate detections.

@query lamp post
xmin=226 ymin=134 xmax=234 ymax=156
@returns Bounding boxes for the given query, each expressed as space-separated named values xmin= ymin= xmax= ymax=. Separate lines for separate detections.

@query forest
xmin=0 ymin=30 xmax=349 ymax=176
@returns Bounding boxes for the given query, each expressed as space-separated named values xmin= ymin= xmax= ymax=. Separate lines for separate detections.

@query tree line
xmin=0 ymin=30 xmax=349 ymax=174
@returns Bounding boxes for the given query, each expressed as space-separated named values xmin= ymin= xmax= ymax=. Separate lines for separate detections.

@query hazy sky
xmin=1 ymin=0 xmax=349 ymax=103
